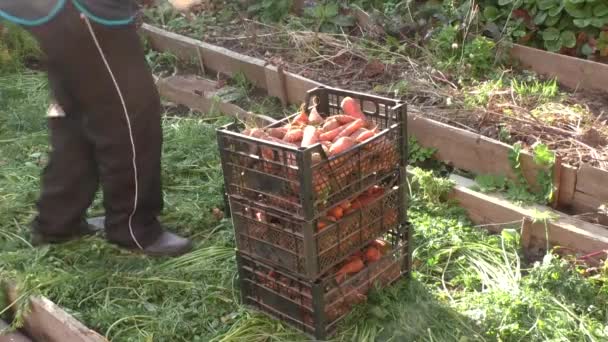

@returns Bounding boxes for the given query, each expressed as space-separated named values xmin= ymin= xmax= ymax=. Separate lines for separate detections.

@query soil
xmin=143 ymin=8 xmax=608 ymax=170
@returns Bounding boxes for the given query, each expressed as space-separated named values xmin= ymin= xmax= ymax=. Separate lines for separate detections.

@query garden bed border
xmin=141 ymin=24 xmax=608 ymax=215
xmin=140 ymin=24 xmax=608 ymax=257
xmin=1 ymin=283 xmax=107 ymax=342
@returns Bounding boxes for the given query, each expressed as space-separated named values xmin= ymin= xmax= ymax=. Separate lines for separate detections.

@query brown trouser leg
xmin=28 ymin=2 xmax=163 ymax=247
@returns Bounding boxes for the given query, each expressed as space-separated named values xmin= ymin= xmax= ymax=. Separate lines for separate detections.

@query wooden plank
xmin=576 ymin=165 xmax=608 ymax=205
xmin=408 ymin=114 xmax=541 ymax=189
xmin=511 ymin=44 xmax=608 ymax=93
xmin=141 ymin=24 xmax=268 ymax=90
xmin=4 ymin=284 xmax=107 ymax=342
xmin=283 ymin=71 xmax=324 ymax=105
xmin=558 ymin=164 xmax=577 ymax=208
xmin=157 ymin=75 xmax=276 ymax=126
xmin=446 ymin=174 xmax=608 ymax=255
xmin=0 ymin=319 xmax=32 ymax=342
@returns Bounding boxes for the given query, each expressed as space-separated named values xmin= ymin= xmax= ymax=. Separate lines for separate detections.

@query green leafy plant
xmin=302 ymin=2 xmax=355 ymax=32
xmin=482 ymin=0 xmax=608 ymax=60
xmin=248 ymin=0 xmax=293 ymax=23
xmin=474 ymin=174 xmax=507 ymax=192
xmin=408 ymin=136 xmax=437 ymax=165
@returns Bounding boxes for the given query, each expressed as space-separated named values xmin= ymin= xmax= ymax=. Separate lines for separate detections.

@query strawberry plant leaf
xmin=542 ymin=27 xmax=561 ymax=40
xmin=591 ymin=16 xmax=608 ymax=28
xmin=484 ymin=6 xmax=501 ymax=22
xmin=594 ymin=3 xmax=608 ymax=17
xmin=548 ymin=3 xmax=565 ymax=16
xmin=565 ymin=1 xmax=592 ymax=18
xmin=498 ymin=0 xmax=514 ymax=6
xmin=545 ymin=13 xmax=561 ymax=26
xmin=534 ymin=11 xmax=548 ymax=25
xmin=560 ymin=30 xmax=577 ymax=48
xmin=544 ymin=39 xmax=563 ymax=51
xmin=573 ymin=18 xmax=592 ymax=27
xmin=538 ymin=0 xmax=557 ymax=11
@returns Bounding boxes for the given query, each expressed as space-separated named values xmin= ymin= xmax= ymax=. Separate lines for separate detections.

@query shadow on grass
xmin=338 ymin=277 xmax=485 ymax=342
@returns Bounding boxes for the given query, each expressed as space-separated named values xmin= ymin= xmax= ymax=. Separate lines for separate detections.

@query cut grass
xmin=1 ymin=69 xmax=608 ymax=342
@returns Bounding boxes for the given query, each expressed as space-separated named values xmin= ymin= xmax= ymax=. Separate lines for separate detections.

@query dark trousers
xmin=26 ymin=2 xmax=163 ymax=247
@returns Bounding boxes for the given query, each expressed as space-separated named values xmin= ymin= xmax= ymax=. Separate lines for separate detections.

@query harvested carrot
xmin=364 ymin=247 xmax=381 ymax=263
xmin=284 ymin=128 xmax=304 ymax=142
xmin=319 ymin=125 xmax=347 ymax=142
xmin=329 ymin=137 xmax=356 ymax=156
xmin=301 ymin=126 xmax=319 ymax=147
xmin=370 ymin=239 xmax=390 ymax=254
xmin=329 ymin=206 xmax=344 ymax=220
xmin=322 ymin=118 xmax=340 ymax=132
xmin=267 ymin=127 xmax=288 ymax=139
xmin=349 ymin=128 xmax=366 ymax=139
xmin=341 ymin=97 xmax=366 ymax=120
xmin=355 ymin=129 xmax=375 ymax=143
xmin=332 ymin=115 xmax=357 ymax=125
xmin=308 ymin=106 xmax=324 ymax=125
xmin=339 ymin=201 xmax=351 ymax=211
xmin=293 ymin=105 xmax=309 ymax=125
xmin=336 ymin=256 xmax=364 ymax=283
xmin=249 ymin=128 xmax=266 ymax=139
xmin=242 ymin=128 xmax=252 ymax=136
xmin=317 ymin=221 xmax=327 ymax=232
xmin=333 ymin=119 xmax=365 ymax=142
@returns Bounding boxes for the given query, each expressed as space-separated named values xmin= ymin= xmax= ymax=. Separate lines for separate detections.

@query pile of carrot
xmin=333 ymin=238 xmax=390 ymax=284
xmin=241 ymin=97 xmax=380 ymax=157
xmin=316 ymin=185 xmax=387 ymax=232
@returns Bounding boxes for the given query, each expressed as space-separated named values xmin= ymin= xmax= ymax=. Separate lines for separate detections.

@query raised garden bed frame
xmin=141 ymin=24 xmax=608 ymax=259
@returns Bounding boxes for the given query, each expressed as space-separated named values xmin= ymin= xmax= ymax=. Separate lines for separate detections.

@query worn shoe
xmin=30 ymin=219 xmax=104 ymax=246
xmin=134 ymin=231 xmax=193 ymax=257
xmin=92 ymin=216 xmax=192 ymax=256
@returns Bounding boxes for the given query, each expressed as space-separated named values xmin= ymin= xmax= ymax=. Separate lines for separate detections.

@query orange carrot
xmin=242 ymin=128 xmax=252 ymax=136
xmin=317 ymin=221 xmax=327 ymax=232
xmin=319 ymin=125 xmax=347 ymax=142
xmin=333 ymin=119 xmax=365 ymax=142
xmin=370 ymin=239 xmax=390 ymax=254
xmin=267 ymin=127 xmax=288 ymax=139
xmin=249 ymin=128 xmax=266 ymax=139
xmin=341 ymin=97 xmax=366 ymax=120
xmin=350 ymin=128 xmax=366 ymax=139
xmin=339 ymin=201 xmax=351 ymax=211
xmin=309 ymin=107 xmax=324 ymax=125
xmin=329 ymin=137 xmax=356 ymax=156
xmin=293 ymin=105 xmax=309 ymax=125
xmin=355 ymin=129 xmax=375 ymax=143
xmin=336 ymin=256 xmax=364 ymax=283
xmin=301 ymin=126 xmax=319 ymax=147
xmin=255 ymin=212 xmax=266 ymax=222
xmin=364 ymin=247 xmax=381 ymax=263
xmin=332 ymin=115 xmax=357 ymax=125
xmin=322 ymin=118 xmax=340 ymax=132
xmin=329 ymin=206 xmax=344 ymax=220
xmin=284 ymin=128 xmax=304 ymax=142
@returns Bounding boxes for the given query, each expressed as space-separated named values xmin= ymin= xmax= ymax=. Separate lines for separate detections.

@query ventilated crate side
xmin=237 ymin=229 xmax=409 ymax=340
xmin=217 ymin=86 xmax=407 ymax=220
xmin=231 ymin=181 xmax=404 ymax=279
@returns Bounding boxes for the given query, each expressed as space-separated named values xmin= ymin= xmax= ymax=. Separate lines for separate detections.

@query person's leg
xmin=31 ymin=113 xmax=100 ymax=244
xmin=27 ymin=2 xmax=191 ymax=255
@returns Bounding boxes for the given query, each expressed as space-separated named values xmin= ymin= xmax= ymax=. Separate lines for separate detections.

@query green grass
xmin=1 ymin=68 xmax=608 ymax=341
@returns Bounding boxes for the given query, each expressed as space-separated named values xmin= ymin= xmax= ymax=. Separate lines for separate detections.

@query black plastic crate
xmin=231 ymin=173 xmax=405 ymax=280
xmin=237 ymin=229 xmax=410 ymax=340
xmin=217 ymin=86 xmax=407 ymax=220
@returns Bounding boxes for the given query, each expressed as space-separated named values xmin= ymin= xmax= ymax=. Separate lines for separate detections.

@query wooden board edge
xmin=2 ymin=282 xmax=107 ymax=342
xmin=446 ymin=173 xmax=608 ymax=256
xmin=511 ymin=44 xmax=608 ymax=93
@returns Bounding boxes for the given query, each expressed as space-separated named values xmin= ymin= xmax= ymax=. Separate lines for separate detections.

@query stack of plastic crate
xmin=216 ymin=86 xmax=411 ymax=340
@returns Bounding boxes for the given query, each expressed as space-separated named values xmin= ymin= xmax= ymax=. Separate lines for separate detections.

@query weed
xmin=0 ymin=23 xmax=41 ymax=75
